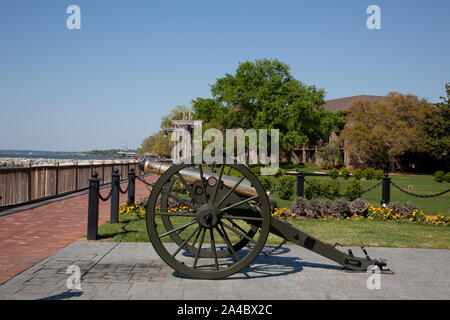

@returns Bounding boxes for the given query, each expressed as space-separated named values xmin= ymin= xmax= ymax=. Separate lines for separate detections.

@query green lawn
xmin=95 ymin=214 xmax=450 ymax=249
xmin=276 ymin=168 xmax=450 ymax=215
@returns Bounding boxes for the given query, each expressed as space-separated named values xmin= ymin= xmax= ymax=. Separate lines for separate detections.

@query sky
xmin=0 ymin=0 xmax=449 ymax=151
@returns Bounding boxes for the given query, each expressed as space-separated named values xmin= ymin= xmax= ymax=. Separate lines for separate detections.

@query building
xmin=292 ymin=95 xmax=385 ymax=167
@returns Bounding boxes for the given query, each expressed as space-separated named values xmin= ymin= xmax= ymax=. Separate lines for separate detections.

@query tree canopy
xmin=139 ymin=105 xmax=193 ymax=156
xmin=421 ymin=83 xmax=450 ymax=162
xmin=341 ymin=92 xmax=433 ymax=167
xmin=192 ymin=59 xmax=343 ymax=157
xmin=160 ymin=105 xmax=193 ymax=129
xmin=138 ymin=131 xmax=172 ymax=156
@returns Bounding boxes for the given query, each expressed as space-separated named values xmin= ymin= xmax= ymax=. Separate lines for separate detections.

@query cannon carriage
xmin=141 ymin=157 xmax=387 ymax=279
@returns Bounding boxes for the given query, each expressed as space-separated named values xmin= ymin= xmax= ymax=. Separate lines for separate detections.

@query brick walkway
xmin=0 ymin=176 xmax=158 ymax=285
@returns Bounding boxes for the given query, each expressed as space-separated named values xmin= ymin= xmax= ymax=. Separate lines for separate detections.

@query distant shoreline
xmin=0 ymin=156 xmax=137 ymax=168
xmin=0 ymin=150 xmax=136 ymax=168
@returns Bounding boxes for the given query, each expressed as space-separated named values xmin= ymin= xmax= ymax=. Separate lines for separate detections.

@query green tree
xmin=160 ymin=105 xmax=192 ymax=129
xmin=192 ymin=59 xmax=343 ymax=158
xmin=341 ymin=92 xmax=433 ymax=166
xmin=140 ymin=105 xmax=194 ymax=157
xmin=138 ymin=131 xmax=172 ymax=157
xmin=317 ymin=141 xmax=343 ymax=168
xmin=422 ymin=83 xmax=450 ymax=163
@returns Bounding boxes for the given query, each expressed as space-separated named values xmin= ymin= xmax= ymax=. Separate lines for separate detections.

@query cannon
xmin=140 ymin=157 xmax=387 ymax=279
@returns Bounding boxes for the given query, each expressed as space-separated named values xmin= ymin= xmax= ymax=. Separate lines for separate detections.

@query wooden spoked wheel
xmin=146 ymin=160 xmax=270 ymax=279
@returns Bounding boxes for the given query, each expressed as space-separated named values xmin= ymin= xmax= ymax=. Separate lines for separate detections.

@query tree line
xmin=139 ymin=58 xmax=449 ymax=172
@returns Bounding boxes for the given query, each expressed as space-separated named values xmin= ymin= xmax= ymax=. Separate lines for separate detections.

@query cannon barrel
xmin=139 ymin=159 xmax=258 ymax=198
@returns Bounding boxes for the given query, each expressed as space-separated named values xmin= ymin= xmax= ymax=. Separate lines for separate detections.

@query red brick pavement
xmin=0 ymin=176 xmax=158 ymax=285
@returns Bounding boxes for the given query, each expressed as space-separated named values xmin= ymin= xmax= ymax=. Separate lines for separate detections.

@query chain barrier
xmin=251 ymin=176 xmax=296 ymax=256
xmin=136 ymin=175 xmax=156 ymax=189
xmin=304 ymin=179 xmax=382 ymax=198
xmin=391 ymin=181 xmax=450 ymax=198
xmin=119 ymin=184 xmax=129 ymax=194
xmin=267 ymin=178 xmax=297 ymax=195
xmin=98 ymin=187 xmax=112 ymax=202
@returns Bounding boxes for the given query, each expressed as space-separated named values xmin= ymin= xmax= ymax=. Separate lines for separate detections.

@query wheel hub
xmin=197 ymin=204 xmax=220 ymax=229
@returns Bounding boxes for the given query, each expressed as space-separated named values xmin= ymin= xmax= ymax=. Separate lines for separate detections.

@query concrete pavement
xmin=0 ymin=242 xmax=448 ymax=300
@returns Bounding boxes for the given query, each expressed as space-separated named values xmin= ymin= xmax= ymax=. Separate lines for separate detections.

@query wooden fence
xmin=0 ymin=160 xmax=141 ymax=209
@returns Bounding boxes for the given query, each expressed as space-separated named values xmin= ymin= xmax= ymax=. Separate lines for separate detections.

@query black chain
xmin=391 ymin=181 xmax=450 ymax=198
xmin=136 ymin=175 xmax=156 ymax=189
xmin=98 ymin=188 xmax=112 ymax=202
xmin=304 ymin=179 xmax=381 ymax=198
xmin=119 ymin=184 xmax=129 ymax=194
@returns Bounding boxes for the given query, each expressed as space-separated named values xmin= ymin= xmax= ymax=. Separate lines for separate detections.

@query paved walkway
xmin=0 ymin=176 xmax=158 ymax=285
xmin=0 ymin=242 xmax=448 ymax=300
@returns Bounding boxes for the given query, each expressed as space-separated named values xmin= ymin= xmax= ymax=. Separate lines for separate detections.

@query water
xmin=0 ymin=150 xmax=130 ymax=168
xmin=0 ymin=150 xmax=116 ymax=161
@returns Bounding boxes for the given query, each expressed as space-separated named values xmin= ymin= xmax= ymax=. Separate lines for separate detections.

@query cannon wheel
xmin=159 ymin=178 xmax=259 ymax=258
xmin=146 ymin=160 xmax=271 ymax=279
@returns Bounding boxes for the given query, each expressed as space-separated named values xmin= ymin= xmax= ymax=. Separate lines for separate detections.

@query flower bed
xmin=117 ymin=200 xmax=448 ymax=226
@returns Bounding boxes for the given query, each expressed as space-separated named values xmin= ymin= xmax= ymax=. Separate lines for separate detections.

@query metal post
xmin=110 ymin=169 xmax=120 ymax=224
xmin=127 ymin=168 xmax=136 ymax=206
xmin=87 ymin=172 xmax=100 ymax=240
xmin=296 ymin=171 xmax=304 ymax=198
xmin=381 ymin=172 xmax=391 ymax=207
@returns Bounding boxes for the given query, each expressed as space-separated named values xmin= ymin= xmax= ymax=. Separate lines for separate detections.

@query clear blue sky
xmin=1 ymin=0 xmax=449 ymax=151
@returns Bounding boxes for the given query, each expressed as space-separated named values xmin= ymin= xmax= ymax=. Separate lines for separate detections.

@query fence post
xmin=127 ymin=168 xmax=136 ymax=206
xmin=26 ymin=162 xmax=32 ymax=202
xmin=110 ymin=169 xmax=120 ymax=224
xmin=54 ymin=161 xmax=59 ymax=196
xmin=381 ymin=172 xmax=391 ymax=207
xmin=297 ymin=171 xmax=304 ymax=198
xmin=87 ymin=172 xmax=100 ymax=240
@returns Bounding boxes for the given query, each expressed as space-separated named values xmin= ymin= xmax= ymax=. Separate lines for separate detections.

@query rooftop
xmin=324 ymin=95 xmax=384 ymax=112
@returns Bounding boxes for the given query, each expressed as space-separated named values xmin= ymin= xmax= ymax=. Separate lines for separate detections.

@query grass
xmin=96 ymin=214 xmax=450 ymax=249
xmin=275 ymin=168 xmax=450 ymax=215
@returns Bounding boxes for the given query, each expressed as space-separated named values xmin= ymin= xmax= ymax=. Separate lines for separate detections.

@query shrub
xmin=321 ymin=199 xmax=335 ymax=218
xmin=304 ymin=178 xmax=321 ymax=200
xmin=445 ymin=172 xmax=450 ymax=183
xmin=280 ymin=163 xmax=299 ymax=170
xmin=259 ymin=175 xmax=274 ymax=191
xmin=353 ymin=168 xmax=363 ymax=180
xmin=320 ymin=160 xmax=333 ymax=170
xmin=344 ymin=178 xmax=364 ymax=201
xmin=400 ymin=201 xmax=420 ymax=219
xmin=387 ymin=201 xmax=420 ymax=219
xmin=332 ymin=198 xmax=351 ymax=218
xmin=434 ymin=171 xmax=446 ymax=183
xmin=322 ymin=179 xmax=341 ymax=200
xmin=329 ymin=168 xmax=339 ymax=179
xmin=387 ymin=201 xmax=402 ymax=216
xmin=273 ymin=167 xmax=283 ymax=178
xmin=290 ymin=196 xmax=307 ymax=216
xmin=250 ymin=166 xmax=261 ymax=177
xmin=363 ymin=168 xmax=375 ymax=180
xmin=350 ymin=198 xmax=369 ymax=217
xmin=276 ymin=175 xmax=296 ymax=200
xmin=305 ymin=199 xmax=323 ymax=219
xmin=225 ymin=166 xmax=243 ymax=178
xmin=321 ymin=198 xmax=350 ymax=219
xmin=340 ymin=167 xmax=351 ymax=180
xmin=373 ymin=169 xmax=384 ymax=180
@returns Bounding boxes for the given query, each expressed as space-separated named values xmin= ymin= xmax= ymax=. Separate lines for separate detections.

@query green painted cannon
xmin=140 ymin=158 xmax=387 ymax=279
